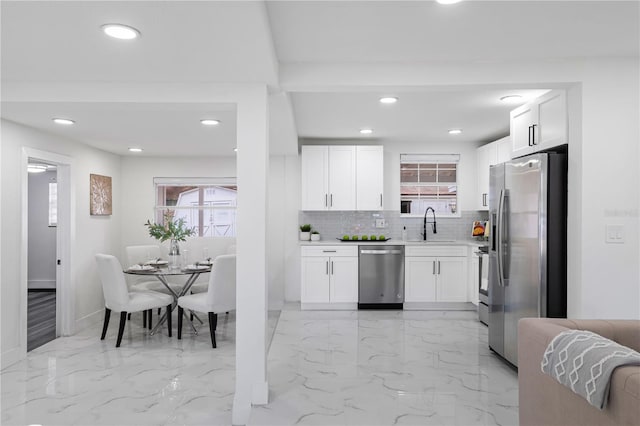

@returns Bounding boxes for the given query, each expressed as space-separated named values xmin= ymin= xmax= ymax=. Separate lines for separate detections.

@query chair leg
xmin=208 ymin=312 xmax=218 ymax=348
xmin=128 ymin=313 xmax=131 ymax=321
xmin=148 ymin=309 xmax=152 ymax=330
xmin=167 ymin=304 xmax=172 ymax=337
xmin=143 ymin=310 xmax=147 ymax=328
xmin=101 ymin=308 xmax=111 ymax=340
xmin=158 ymin=307 xmax=161 ymax=316
xmin=177 ymin=307 xmax=183 ymax=340
xmin=116 ymin=312 xmax=127 ymax=347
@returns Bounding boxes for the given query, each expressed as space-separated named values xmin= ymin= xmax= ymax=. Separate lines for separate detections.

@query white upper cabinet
xmin=301 ymin=145 xmax=383 ymax=211
xmin=495 ymin=136 xmax=512 ymax=164
xmin=301 ymin=146 xmax=329 ymax=210
xmin=301 ymin=145 xmax=356 ymax=210
xmin=328 ymin=146 xmax=357 ymax=210
xmin=356 ymin=145 xmax=384 ymax=210
xmin=476 ymin=142 xmax=496 ymax=210
xmin=510 ymin=90 xmax=567 ymax=158
xmin=476 ymin=136 xmax=510 ymax=210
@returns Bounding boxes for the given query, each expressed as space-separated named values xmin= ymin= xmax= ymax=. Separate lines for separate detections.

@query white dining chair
xmin=126 ymin=244 xmax=183 ymax=324
xmin=95 ymin=254 xmax=174 ymax=347
xmin=177 ymin=254 xmax=236 ymax=348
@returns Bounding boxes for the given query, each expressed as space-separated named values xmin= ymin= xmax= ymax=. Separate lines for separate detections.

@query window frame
xmin=399 ymin=154 xmax=461 ymax=218
xmin=153 ymin=177 xmax=237 ymax=238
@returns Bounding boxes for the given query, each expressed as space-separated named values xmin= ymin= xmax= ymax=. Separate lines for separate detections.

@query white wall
xmin=28 ymin=170 xmax=57 ymax=289
xmin=283 ymin=154 xmax=301 ymax=302
xmin=573 ymin=59 xmax=639 ymax=319
xmin=382 ymin=139 xmax=483 ymax=213
xmin=1 ymin=119 xmax=122 ymax=367
xmin=120 ymin=154 xmax=287 ymax=310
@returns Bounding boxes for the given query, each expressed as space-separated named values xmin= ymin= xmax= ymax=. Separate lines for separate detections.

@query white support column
xmin=232 ymin=85 xmax=269 ymax=425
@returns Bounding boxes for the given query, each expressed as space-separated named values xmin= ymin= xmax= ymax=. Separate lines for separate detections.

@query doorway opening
xmin=22 ymin=148 xmax=74 ymax=357
xmin=27 ymin=160 xmax=58 ymax=351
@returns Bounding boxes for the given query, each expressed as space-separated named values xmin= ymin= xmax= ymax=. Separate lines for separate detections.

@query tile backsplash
xmin=299 ymin=210 xmax=489 ymax=242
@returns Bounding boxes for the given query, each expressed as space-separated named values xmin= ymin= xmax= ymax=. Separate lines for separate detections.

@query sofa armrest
xmin=518 ymin=318 xmax=640 ymax=426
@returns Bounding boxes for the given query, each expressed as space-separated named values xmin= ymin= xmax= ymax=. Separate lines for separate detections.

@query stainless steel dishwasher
xmin=358 ymin=245 xmax=405 ymax=309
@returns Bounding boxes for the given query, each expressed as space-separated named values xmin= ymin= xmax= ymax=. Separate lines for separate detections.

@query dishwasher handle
xmin=360 ymin=249 xmax=402 ymax=255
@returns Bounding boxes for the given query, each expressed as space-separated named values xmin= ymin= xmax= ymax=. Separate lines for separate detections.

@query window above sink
xmin=400 ymin=154 xmax=460 ymax=218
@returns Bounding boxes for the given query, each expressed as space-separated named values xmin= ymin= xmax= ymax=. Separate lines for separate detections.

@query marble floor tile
xmin=2 ymin=306 xmax=518 ymax=426
xmin=249 ymin=307 xmax=518 ymax=426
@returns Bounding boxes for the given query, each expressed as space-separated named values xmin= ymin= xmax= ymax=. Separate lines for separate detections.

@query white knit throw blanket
xmin=541 ymin=329 xmax=640 ymax=409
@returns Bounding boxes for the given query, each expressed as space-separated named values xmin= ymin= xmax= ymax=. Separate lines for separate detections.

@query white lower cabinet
xmin=301 ymin=246 xmax=358 ymax=309
xmin=405 ymin=246 xmax=468 ymax=303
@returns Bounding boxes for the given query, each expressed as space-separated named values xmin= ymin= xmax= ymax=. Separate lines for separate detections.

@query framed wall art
xmin=90 ymin=174 xmax=112 ymax=215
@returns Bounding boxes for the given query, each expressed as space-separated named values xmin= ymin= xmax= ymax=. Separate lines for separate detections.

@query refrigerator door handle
xmin=497 ymin=189 xmax=506 ymax=287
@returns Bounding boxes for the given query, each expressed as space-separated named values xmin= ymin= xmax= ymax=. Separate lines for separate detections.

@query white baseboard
xmin=1 ymin=346 xmax=24 ymax=371
xmin=74 ymin=309 xmax=103 ymax=333
xmin=28 ymin=279 xmax=56 ymax=290
xmin=301 ymin=302 xmax=357 ymax=310
xmin=403 ymin=302 xmax=476 ymax=311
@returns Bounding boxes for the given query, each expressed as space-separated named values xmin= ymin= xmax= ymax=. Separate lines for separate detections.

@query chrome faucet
xmin=423 ymin=207 xmax=437 ymax=241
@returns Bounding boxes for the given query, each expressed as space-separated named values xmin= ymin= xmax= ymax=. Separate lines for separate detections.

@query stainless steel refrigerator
xmin=488 ymin=151 xmax=567 ymax=367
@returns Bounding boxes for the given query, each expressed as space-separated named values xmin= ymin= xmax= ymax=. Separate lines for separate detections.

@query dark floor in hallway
xmin=28 ymin=289 xmax=56 ymax=351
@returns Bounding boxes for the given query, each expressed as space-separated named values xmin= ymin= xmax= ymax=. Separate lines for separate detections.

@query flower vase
xmin=169 ymin=239 xmax=181 ymax=270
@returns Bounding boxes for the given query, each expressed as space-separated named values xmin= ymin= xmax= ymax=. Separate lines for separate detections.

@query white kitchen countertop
xmin=299 ymin=239 xmax=485 ymax=247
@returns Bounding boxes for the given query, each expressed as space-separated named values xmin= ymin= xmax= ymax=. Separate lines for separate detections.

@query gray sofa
xmin=518 ymin=318 xmax=640 ymax=426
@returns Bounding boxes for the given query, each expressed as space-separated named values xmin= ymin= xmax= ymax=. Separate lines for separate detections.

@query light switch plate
xmin=375 ymin=219 xmax=386 ymax=228
xmin=605 ymin=224 xmax=624 ymax=243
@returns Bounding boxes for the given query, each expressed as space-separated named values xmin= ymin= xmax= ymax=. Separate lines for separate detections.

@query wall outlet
xmin=605 ymin=224 xmax=625 ymax=243
xmin=375 ymin=219 xmax=386 ymax=228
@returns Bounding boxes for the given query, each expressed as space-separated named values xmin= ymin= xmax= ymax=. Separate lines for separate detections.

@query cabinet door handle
xmin=322 ymin=250 xmax=337 ymax=253
xmin=380 ymin=194 xmax=383 ymax=207
xmin=325 ymin=194 xmax=328 ymax=207
xmin=326 ymin=261 xmax=329 ymax=275
xmin=331 ymin=261 xmax=334 ymax=275
xmin=432 ymin=261 xmax=436 ymax=275
xmin=531 ymin=124 xmax=537 ymax=145
xmin=528 ymin=125 xmax=533 ymax=146
xmin=438 ymin=261 xmax=441 ymax=275
xmin=330 ymin=194 xmax=333 ymax=207
xmin=482 ymin=193 xmax=487 ymax=206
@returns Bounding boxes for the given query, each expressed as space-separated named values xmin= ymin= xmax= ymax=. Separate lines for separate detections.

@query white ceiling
xmin=1 ymin=1 xmax=638 ymax=156
xmin=291 ymin=89 xmax=550 ymax=145
xmin=267 ymin=1 xmax=639 ymax=63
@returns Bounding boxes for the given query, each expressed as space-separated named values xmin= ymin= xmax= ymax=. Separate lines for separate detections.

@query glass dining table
xmin=124 ymin=263 xmax=211 ymax=335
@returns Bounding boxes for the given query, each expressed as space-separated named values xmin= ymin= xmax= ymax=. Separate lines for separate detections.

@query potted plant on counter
xmin=310 ymin=230 xmax=321 ymax=241
xmin=299 ymin=224 xmax=312 ymax=241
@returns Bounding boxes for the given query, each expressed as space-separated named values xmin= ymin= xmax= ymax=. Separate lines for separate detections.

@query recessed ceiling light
xmin=500 ymin=95 xmax=524 ymax=103
xmin=128 ymin=147 xmax=143 ymax=153
xmin=101 ymin=24 xmax=140 ymax=40
xmin=200 ymin=119 xmax=220 ymax=126
xmin=27 ymin=164 xmax=48 ymax=174
xmin=52 ymin=118 xmax=75 ymax=125
xmin=379 ymin=97 xmax=398 ymax=104
xmin=436 ymin=0 xmax=463 ymax=4
xmin=360 ymin=128 xmax=373 ymax=135
xmin=233 ymin=148 xmax=238 ymax=152
xmin=448 ymin=129 xmax=462 ymax=135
